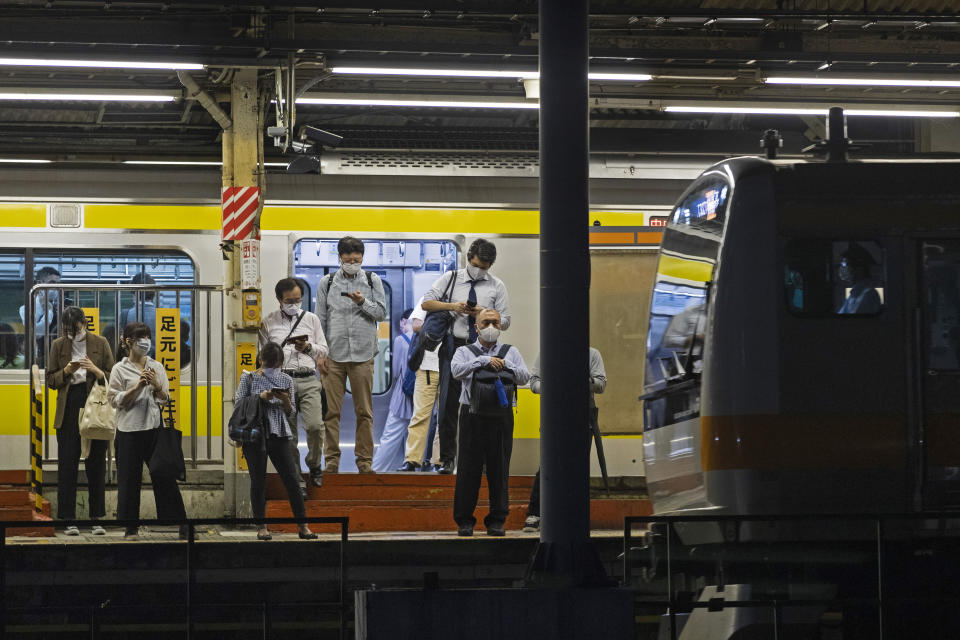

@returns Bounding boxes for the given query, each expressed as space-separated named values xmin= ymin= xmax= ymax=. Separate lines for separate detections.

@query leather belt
xmin=283 ymin=369 xmax=315 ymax=379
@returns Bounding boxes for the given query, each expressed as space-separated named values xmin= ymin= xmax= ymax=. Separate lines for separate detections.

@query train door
xmin=293 ymin=239 xmax=458 ymax=472
xmin=915 ymin=238 xmax=960 ymax=510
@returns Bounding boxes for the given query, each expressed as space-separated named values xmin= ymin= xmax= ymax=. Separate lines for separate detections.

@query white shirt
xmin=420 ymin=344 xmax=441 ymax=372
xmin=69 ymin=334 xmax=87 ymax=385
xmin=107 ymin=357 xmax=169 ymax=432
xmin=259 ymin=308 xmax=329 ymax=371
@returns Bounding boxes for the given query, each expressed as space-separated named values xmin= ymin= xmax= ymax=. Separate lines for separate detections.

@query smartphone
xmin=271 ymin=387 xmax=289 ymax=395
xmin=283 ymin=334 xmax=309 ymax=344
xmin=339 ymin=292 xmax=351 ymax=297
xmin=465 ymin=300 xmax=476 ymax=309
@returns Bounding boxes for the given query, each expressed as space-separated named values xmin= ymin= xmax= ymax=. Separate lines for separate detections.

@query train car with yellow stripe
xmin=643 ymin=156 xmax=960 ymax=530
xmin=0 ymin=176 xmax=672 ymax=483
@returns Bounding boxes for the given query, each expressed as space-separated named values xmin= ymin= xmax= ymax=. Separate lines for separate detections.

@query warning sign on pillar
xmin=240 ymin=239 xmax=260 ymax=290
xmin=221 ymin=186 xmax=261 ymax=241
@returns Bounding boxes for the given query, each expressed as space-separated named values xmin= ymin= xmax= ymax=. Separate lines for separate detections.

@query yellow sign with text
xmin=156 ymin=308 xmax=180 ymax=427
xmin=80 ymin=308 xmax=100 ymax=334
xmin=235 ymin=341 xmax=258 ymax=471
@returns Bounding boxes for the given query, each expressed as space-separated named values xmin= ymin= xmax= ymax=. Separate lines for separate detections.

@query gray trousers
xmin=289 ymin=375 xmax=325 ymax=475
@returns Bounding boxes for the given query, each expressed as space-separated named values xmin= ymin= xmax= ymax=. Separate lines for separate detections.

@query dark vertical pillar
xmin=527 ymin=0 xmax=606 ymax=586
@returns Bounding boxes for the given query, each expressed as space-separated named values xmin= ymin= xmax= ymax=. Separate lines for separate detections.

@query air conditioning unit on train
xmin=48 ymin=203 xmax=82 ymax=228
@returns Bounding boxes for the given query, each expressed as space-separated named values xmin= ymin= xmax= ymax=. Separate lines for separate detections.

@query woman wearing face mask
xmin=46 ymin=306 xmax=115 ymax=536
xmin=236 ymin=341 xmax=316 ymax=540
xmin=108 ymin=322 xmax=187 ymax=539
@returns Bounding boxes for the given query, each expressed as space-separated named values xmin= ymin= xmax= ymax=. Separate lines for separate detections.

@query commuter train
xmin=643 ymin=156 xmax=960 ymax=530
xmin=0 ymin=192 xmax=666 ymax=479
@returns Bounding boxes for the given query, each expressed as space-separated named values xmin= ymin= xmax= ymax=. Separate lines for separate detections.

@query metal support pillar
xmin=526 ymin=0 xmax=606 ymax=587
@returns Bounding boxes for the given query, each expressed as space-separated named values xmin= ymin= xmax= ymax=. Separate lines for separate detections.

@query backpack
xmin=407 ymin=270 xmax=459 ymax=370
xmin=467 ymin=344 xmax=516 ymax=416
xmin=228 ymin=390 xmax=266 ymax=444
xmin=400 ymin=333 xmax=417 ymax=398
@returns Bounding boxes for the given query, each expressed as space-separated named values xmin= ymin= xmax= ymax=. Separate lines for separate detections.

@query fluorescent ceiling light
xmin=0 ymin=158 xmax=52 ymax=163
xmin=665 ymin=105 xmax=960 ymax=117
xmin=296 ymin=97 xmax=539 ymax=109
xmin=0 ymin=91 xmax=175 ymax=102
xmin=767 ymin=76 xmax=960 ymax=88
xmin=123 ymin=160 xmax=289 ymax=166
xmin=0 ymin=57 xmax=203 ymax=70
xmin=330 ymin=66 xmax=652 ymax=82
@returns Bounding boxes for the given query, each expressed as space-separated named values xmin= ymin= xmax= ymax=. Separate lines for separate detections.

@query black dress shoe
xmin=309 ymin=469 xmax=324 ymax=487
xmin=396 ymin=461 xmax=420 ymax=472
xmin=457 ymin=525 xmax=474 ymax=537
xmin=299 ymin=530 xmax=318 ymax=540
xmin=420 ymin=463 xmax=434 ymax=472
xmin=436 ymin=463 xmax=454 ymax=475
xmin=486 ymin=526 xmax=506 ymax=537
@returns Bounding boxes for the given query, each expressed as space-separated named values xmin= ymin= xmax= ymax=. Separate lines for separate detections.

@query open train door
xmin=913 ymin=237 xmax=960 ymax=510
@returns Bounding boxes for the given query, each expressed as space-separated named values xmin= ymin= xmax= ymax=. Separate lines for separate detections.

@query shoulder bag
xmin=78 ymin=381 xmax=116 ymax=441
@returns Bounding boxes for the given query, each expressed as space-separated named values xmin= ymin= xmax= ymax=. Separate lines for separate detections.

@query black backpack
xmin=323 ymin=270 xmax=374 ymax=296
xmin=228 ymin=394 xmax=266 ymax=445
xmin=468 ymin=344 xmax=516 ymax=416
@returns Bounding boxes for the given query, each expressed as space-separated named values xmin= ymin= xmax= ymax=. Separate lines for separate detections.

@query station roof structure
xmin=2 ymin=1 xmax=960 ymax=164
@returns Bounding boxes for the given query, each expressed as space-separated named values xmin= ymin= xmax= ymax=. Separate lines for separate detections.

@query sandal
xmin=257 ymin=530 xmax=273 ymax=541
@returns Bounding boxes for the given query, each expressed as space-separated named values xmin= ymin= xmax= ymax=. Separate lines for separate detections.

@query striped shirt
xmin=235 ymin=370 xmax=296 ymax=438
xmin=316 ymin=268 xmax=387 ymax=363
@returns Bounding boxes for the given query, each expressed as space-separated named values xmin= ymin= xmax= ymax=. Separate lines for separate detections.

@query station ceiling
xmin=2 ymin=1 xmax=960 ymax=164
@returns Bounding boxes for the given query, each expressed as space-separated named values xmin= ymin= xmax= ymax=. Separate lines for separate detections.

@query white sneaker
xmin=91 ymin=525 xmax=106 ymax=536
xmin=64 ymin=525 xmax=80 ymax=536
xmin=522 ymin=515 xmax=540 ymax=532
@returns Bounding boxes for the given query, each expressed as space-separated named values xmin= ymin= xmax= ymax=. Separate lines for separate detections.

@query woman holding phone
xmin=236 ymin=341 xmax=317 ymax=540
xmin=108 ymin=322 xmax=187 ymax=539
xmin=47 ymin=306 xmax=115 ymax=535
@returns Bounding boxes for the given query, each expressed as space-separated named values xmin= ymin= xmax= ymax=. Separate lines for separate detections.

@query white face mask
xmin=281 ymin=302 xmax=302 ymax=316
xmin=341 ymin=262 xmax=362 ymax=276
xmin=72 ymin=328 xmax=87 ymax=342
xmin=133 ymin=338 xmax=151 ymax=355
xmin=466 ymin=264 xmax=488 ymax=280
xmin=478 ymin=325 xmax=500 ymax=343
xmin=262 ymin=367 xmax=280 ymax=378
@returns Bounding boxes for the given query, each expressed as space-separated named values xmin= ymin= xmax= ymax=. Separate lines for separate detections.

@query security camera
xmin=300 ymin=126 xmax=343 ymax=147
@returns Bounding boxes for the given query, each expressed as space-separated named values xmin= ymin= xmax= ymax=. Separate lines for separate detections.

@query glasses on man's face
xmin=341 ymin=258 xmax=362 ymax=265
xmin=283 ymin=298 xmax=302 ymax=305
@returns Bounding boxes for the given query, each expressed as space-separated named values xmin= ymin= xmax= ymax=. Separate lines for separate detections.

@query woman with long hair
xmin=108 ymin=321 xmax=187 ymax=539
xmin=236 ymin=341 xmax=316 ymax=540
xmin=46 ymin=307 xmax=114 ymax=535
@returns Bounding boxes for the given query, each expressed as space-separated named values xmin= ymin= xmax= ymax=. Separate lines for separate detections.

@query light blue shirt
xmin=450 ymin=340 xmax=530 ymax=406
xmin=316 ymin=268 xmax=387 ymax=363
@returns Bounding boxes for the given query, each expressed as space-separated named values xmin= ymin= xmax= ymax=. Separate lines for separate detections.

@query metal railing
xmin=623 ymin=511 xmax=960 ymax=640
xmin=28 ymin=283 xmax=224 ymax=467
xmin=0 ymin=515 xmax=349 ymax=640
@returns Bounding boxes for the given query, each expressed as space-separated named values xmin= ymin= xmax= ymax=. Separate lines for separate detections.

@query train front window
xmin=784 ymin=240 xmax=885 ymax=316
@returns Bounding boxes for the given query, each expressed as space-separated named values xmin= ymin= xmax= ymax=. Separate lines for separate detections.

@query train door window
xmin=922 ymin=240 xmax=960 ymax=371
xmin=783 ymin=240 xmax=885 ymax=316
xmin=294 ymin=239 xmax=458 ymax=395
xmin=0 ymin=252 xmax=27 ymax=369
xmin=30 ymin=251 xmax=196 ymax=364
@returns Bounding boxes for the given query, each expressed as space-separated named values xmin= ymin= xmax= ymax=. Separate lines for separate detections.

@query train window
xmin=783 ymin=240 xmax=885 ymax=316
xmin=26 ymin=251 xmax=196 ymax=367
xmin=922 ymin=240 xmax=960 ymax=371
xmin=0 ymin=252 xmax=27 ymax=370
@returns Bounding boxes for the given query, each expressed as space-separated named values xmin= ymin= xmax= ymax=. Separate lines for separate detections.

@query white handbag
xmin=78 ymin=382 xmax=116 ymax=441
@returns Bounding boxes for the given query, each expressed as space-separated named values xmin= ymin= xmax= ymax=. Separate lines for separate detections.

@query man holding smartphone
xmin=259 ymin=278 xmax=329 ymax=489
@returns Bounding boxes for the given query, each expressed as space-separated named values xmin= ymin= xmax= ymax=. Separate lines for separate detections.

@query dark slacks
xmin=453 ymin=405 xmax=514 ymax=528
xmin=243 ymin=435 xmax=306 ymax=521
xmin=56 ymin=383 xmax=108 ymax=520
xmin=115 ymin=429 xmax=186 ymax=525
xmin=527 ymin=469 xmax=541 ymax=517
xmin=438 ymin=375 xmax=463 ymax=465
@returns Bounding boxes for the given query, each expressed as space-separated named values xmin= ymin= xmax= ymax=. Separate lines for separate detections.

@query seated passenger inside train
xmin=837 ymin=243 xmax=882 ymax=315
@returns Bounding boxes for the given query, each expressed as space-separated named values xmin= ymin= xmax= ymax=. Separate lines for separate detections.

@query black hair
xmin=0 ymin=323 xmax=20 ymax=368
xmin=842 ymin=243 xmax=876 ymax=272
xmin=61 ymin=306 xmax=87 ymax=338
xmin=260 ymin=341 xmax=284 ymax=369
xmin=402 ymin=308 xmax=413 ymax=320
xmin=274 ymin=277 xmax=304 ymax=300
xmin=35 ymin=266 xmax=59 ymax=282
xmin=338 ymin=236 xmax=365 ymax=256
xmin=467 ymin=238 xmax=497 ymax=266
xmin=131 ymin=272 xmax=157 ymax=301
xmin=119 ymin=321 xmax=151 ymax=359
xmin=180 ymin=319 xmax=192 ymax=368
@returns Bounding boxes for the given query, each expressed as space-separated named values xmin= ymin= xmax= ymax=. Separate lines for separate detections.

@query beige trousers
xmin=404 ymin=369 xmax=440 ymax=465
xmin=323 ymin=358 xmax=375 ymax=470
xmin=289 ymin=375 xmax=325 ymax=473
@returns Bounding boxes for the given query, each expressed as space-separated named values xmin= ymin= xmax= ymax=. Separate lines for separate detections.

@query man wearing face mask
xmin=260 ymin=278 xmax=329 ymax=489
xmin=20 ymin=266 xmax=61 ymax=367
xmin=421 ymin=239 xmax=510 ymax=474
xmin=316 ymin=236 xmax=387 ymax=474
xmin=450 ymin=309 xmax=529 ymax=537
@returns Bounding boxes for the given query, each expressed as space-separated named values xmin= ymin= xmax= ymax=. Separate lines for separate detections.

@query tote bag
xmin=148 ymin=406 xmax=186 ymax=482
xmin=78 ymin=382 xmax=116 ymax=441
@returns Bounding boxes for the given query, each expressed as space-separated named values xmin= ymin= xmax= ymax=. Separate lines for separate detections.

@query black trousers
xmin=115 ymin=429 xmax=186 ymax=525
xmin=453 ymin=405 xmax=514 ymax=528
xmin=56 ymin=384 xmax=109 ymax=520
xmin=243 ymin=435 xmax=306 ymax=522
xmin=439 ymin=375 xmax=462 ymax=465
xmin=527 ymin=469 xmax=541 ymax=518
